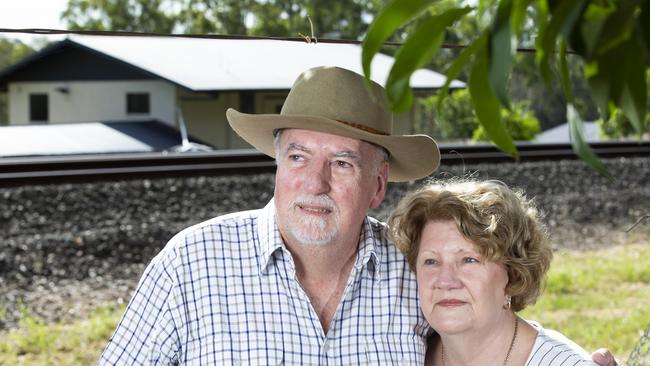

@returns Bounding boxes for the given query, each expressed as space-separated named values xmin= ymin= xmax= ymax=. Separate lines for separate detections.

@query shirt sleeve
xmin=97 ymin=246 xmax=181 ymax=365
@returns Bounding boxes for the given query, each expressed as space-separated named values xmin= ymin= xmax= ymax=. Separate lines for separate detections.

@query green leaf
xmin=511 ymin=0 xmax=535 ymax=37
xmin=469 ymin=46 xmax=518 ymax=158
xmin=558 ymin=40 xmax=574 ymax=102
xmin=489 ymin=0 xmax=514 ymax=108
xmin=641 ymin=0 xmax=650 ymax=52
xmin=567 ymin=104 xmax=611 ymax=178
xmin=579 ymin=2 xmax=615 ymax=57
xmin=587 ymin=33 xmax=647 ymax=133
xmin=437 ymin=34 xmax=488 ymax=112
xmin=361 ymin=0 xmax=436 ymax=81
xmin=536 ymin=0 xmax=588 ymax=85
xmin=386 ymin=6 xmax=472 ymax=112
xmin=617 ymin=33 xmax=648 ymax=135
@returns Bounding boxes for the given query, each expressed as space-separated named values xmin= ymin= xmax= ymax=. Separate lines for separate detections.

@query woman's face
xmin=416 ymin=220 xmax=510 ymax=335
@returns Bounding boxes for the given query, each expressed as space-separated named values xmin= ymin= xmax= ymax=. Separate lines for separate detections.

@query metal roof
xmin=535 ymin=121 xmax=601 ymax=143
xmin=0 ymin=120 xmax=184 ymax=157
xmin=64 ymin=35 xmax=465 ymax=92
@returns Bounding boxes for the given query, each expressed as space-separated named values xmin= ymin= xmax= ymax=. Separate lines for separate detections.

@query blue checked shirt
xmin=98 ymin=200 xmax=429 ymax=365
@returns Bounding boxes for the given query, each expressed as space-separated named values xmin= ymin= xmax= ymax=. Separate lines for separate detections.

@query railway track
xmin=1 ymin=141 xmax=649 ymax=184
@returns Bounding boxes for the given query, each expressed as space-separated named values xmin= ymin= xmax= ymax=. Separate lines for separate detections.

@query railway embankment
xmin=1 ymin=156 xmax=649 ymax=329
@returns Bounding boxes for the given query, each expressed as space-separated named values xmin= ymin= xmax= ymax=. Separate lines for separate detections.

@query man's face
xmin=274 ymin=129 xmax=388 ymax=247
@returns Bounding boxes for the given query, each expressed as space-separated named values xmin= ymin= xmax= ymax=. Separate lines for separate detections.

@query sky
xmin=0 ymin=0 xmax=69 ymax=45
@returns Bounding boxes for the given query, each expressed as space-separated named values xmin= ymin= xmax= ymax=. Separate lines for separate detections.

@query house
xmin=0 ymin=35 xmax=464 ymax=152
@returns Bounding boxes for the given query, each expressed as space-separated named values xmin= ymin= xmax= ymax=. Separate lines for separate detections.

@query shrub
xmin=473 ymin=102 xmax=541 ymax=141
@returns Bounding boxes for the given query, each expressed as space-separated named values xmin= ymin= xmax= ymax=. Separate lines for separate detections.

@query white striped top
xmin=525 ymin=322 xmax=598 ymax=366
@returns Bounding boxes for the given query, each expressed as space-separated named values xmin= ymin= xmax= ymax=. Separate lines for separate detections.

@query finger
xmin=591 ymin=348 xmax=617 ymax=366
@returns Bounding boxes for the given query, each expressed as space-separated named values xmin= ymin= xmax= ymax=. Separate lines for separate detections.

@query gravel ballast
xmin=1 ymin=156 xmax=649 ymax=329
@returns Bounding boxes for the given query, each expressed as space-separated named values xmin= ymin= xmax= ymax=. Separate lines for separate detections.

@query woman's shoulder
xmin=525 ymin=321 xmax=598 ymax=366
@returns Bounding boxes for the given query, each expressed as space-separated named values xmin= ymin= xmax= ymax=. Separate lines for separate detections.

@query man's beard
xmin=286 ymin=194 xmax=340 ymax=246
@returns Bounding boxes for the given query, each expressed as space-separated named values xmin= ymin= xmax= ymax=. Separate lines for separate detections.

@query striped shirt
xmin=526 ymin=322 xmax=598 ymax=366
xmin=98 ymin=199 xmax=429 ymax=365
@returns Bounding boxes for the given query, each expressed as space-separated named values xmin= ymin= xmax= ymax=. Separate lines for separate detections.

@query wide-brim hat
xmin=226 ymin=66 xmax=440 ymax=182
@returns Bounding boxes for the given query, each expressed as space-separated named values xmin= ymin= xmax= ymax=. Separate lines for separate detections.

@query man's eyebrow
xmin=286 ymin=143 xmax=310 ymax=153
xmin=333 ymin=151 xmax=361 ymax=161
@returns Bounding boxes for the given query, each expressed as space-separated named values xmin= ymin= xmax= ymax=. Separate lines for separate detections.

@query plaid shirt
xmin=98 ymin=200 xmax=429 ymax=365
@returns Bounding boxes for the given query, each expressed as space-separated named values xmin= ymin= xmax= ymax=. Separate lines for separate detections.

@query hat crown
xmin=280 ymin=66 xmax=393 ymax=135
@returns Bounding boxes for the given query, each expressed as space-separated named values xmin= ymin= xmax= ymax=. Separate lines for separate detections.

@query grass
xmin=0 ymin=243 xmax=649 ymax=365
xmin=521 ymin=242 xmax=650 ymax=364
xmin=0 ymin=305 xmax=124 ymax=366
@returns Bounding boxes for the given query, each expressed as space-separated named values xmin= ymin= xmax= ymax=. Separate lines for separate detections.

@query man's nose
xmin=303 ymin=160 xmax=331 ymax=194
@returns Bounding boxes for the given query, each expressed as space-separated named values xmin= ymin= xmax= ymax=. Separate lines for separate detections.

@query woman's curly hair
xmin=387 ymin=179 xmax=552 ymax=312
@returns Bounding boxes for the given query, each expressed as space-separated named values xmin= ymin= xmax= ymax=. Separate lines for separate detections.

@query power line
xmin=0 ymin=27 xmax=538 ymax=53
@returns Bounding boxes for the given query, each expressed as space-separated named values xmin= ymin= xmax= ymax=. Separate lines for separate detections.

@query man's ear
xmin=369 ymin=161 xmax=389 ymax=209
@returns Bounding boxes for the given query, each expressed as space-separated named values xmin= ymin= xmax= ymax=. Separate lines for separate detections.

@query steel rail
xmin=1 ymin=141 xmax=649 ymax=185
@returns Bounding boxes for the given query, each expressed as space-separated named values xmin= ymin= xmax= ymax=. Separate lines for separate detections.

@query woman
xmin=388 ymin=179 xmax=598 ymax=366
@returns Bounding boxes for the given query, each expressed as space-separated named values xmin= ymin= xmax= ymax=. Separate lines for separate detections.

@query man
xmin=98 ymin=66 xmax=616 ymax=365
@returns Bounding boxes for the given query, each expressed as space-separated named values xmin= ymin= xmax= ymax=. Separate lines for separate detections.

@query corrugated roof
xmin=0 ymin=120 xmax=184 ymax=157
xmin=535 ymin=121 xmax=601 ymax=143
xmin=66 ymin=35 xmax=465 ymax=92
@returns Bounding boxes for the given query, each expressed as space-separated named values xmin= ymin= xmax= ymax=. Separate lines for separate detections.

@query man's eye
xmin=335 ymin=160 xmax=352 ymax=168
xmin=289 ymin=154 xmax=303 ymax=161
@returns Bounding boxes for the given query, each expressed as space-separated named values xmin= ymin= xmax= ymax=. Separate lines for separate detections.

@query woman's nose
xmin=433 ymin=264 xmax=461 ymax=290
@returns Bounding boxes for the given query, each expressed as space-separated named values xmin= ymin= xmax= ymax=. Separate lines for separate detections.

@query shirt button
xmin=322 ymin=340 xmax=329 ymax=354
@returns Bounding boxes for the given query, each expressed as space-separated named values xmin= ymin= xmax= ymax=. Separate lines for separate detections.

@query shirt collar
xmin=257 ymin=199 xmax=285 ymax=274
xmin=256 ymin=199 xmax=381 ymax=279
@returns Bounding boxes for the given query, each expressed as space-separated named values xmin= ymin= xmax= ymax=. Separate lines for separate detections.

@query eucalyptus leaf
xmin=618 ymin=33 xmax=647 ymax=135
xmin=469 ymin=47 xmax=518 ymax=158
xmin=386 ymin=7 xmax=471 ymax=112
xmin=489 ymin=0 xmax=513 ymax=108
xmin=537 ymin=0 xmax=588 ymax=84
xmin=511 ymin=0 xmax=535 ymax=37
xmin=437 ymin=34 xmax=487 ymax=112
xmin=361 ymin=0 xmax=436 ymax=81
xmin=558 ymin=40 xmax=574 ymax=102
xmin=567 ymin=104 xmax=611 ymax=178
xmin=641 ymin=0 xmax=650 ymax=52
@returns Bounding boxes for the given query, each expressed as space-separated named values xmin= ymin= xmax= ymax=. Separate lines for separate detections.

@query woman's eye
xmin=463 ymin=257 xmax=479 ymax=264
xmin=423 ymin=258 xmax=437 ymax=266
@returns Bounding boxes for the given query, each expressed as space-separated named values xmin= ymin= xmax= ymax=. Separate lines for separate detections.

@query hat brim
xmin=227 ymin=108 xmax=440 ymax=182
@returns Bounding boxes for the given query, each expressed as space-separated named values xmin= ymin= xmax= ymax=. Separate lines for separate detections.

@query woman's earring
xmin=504 ymin=295 xmax=512 ymax=309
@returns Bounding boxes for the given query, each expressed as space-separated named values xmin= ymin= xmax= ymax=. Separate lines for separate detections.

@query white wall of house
xmin=178 ymin=90 xmax=288 ymax=150
xmin=8 ymin=80 xmax=176 ymax=125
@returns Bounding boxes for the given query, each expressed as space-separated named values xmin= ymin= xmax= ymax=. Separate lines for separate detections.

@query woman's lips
xmin=436 ymin=299 xmax=466 ymax=307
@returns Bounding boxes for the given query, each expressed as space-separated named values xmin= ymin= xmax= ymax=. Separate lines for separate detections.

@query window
xmin=29 ymin=94 xmax=48 ymax=122
xmin=127 ymin=93 xmax=150 ymax=114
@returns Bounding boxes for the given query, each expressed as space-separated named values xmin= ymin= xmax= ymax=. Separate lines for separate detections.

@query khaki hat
xmin=226 ymin=66 xmax=440 ymax=182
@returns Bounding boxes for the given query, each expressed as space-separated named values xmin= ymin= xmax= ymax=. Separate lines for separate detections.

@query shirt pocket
xmin=185 ymin=337 xmax=284 ymax=365
xmin=364 ymin=336 xmax=423 ymax=365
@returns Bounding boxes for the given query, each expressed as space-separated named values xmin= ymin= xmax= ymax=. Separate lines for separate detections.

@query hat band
xmin=335 ymin=119 xmax=389 ymax=136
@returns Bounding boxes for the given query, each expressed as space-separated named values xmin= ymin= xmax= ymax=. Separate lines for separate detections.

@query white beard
xmin=286 ymin=194 xmax=340 ymax=246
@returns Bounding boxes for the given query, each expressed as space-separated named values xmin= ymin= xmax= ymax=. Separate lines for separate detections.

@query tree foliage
xmin=420 ymin=88 xmax=541 ymax=142
xmin=61 ymin=0 xmax=383 ymax=38
xmin=362 ymin=0 xmax=650 ymax=176
xmin=472 ymin=102 xmax=541 ymax=142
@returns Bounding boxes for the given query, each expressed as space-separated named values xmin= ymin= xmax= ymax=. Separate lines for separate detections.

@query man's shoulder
xmin=158 ymin=208 xmax=263 ymax=258
xmin=181 ymin=208 xmax=262 ymax=235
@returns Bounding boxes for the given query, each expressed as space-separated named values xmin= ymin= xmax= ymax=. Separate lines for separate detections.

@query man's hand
xmin=591 ymin=348 xmax=618 ymax=366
